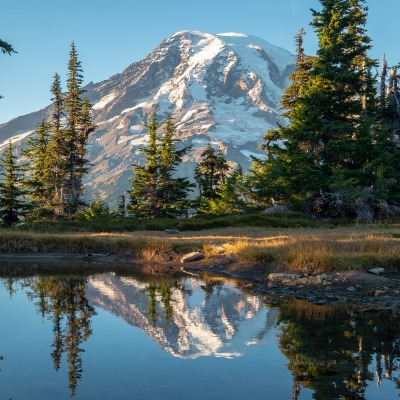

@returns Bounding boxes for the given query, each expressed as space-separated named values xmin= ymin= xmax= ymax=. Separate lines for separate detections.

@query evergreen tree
xmin=48 ymin=72 xmax=67 ymax=217
xmin=199 ymin=166 xmax=248 ymax=214
xmin=194 ymin=144 xmax=229 ymax=201
xmin=62 ymin=42 xmax=95 ymax=217
xmin=74 ymin=199 xmax=110 ymax=221
xmin=117 ymin=194 xmax=126 ymax=217
xmin=22 ymin=119 xmax=54 ymax=219
xmin=128 ymin=113 xmax=193 ymax=218
xmin=0 ymin=142 xmax=28 ymax=226
xmin=250 ymin=0 xmax=379 ymax=210
xmin=128 ymin=112 xmax=161 ymax=218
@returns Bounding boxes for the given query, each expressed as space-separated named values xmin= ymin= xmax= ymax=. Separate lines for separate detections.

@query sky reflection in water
xmin=1 ymin=271 xmax=400 ymax=400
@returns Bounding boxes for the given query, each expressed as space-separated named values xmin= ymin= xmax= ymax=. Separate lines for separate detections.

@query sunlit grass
xmin=0 ymin=224 xmax=399 ymax=272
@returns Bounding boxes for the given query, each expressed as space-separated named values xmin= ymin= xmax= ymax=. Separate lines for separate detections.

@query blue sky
xmin=0 ymin=0 xmax=397 ymax=124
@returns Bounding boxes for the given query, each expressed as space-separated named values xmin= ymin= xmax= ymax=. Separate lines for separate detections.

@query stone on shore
xmin=368 ymin=268 xmax=385 ymax=276
xmin=165 ymin=229 xmax=180 ymax=234
xmin=268 ymin=273 xmax=301 ymax=282
xmin=181 ymin=252 xmax=205 ymax=263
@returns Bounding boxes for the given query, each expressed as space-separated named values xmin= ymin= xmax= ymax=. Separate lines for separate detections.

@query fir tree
xmin=128 ymin=112 xmax=161 ymax=218
xmin=194 ymin=144 xmax=229 ymax=201
xmin=22 ymin=119 xmax=54 ymax=219
xmin=250 ymin=0 xmax=379 ymax=210
xmin=128 ymin=113 xmax=193 ymax=218
xmin=199 ymin=166 xmax=247 ymax=214
xmin=117 ymin=194 xmax=126 ymax=217
xmin=62 ymin=42 xmax=95 ymax=217
xmin=0 ymin=142 xmax=28 ymax=226
xmin=48 ymin=72 xmax=66 ymax=217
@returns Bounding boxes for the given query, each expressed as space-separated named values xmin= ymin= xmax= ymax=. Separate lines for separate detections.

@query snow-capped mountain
xmin=86 ymin=273 xmax=278 ymax=359
xmin=0 ymin=31 xmax=295 ymax=205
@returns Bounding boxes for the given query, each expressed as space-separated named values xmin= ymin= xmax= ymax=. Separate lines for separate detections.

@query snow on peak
xmin=217 ymin=32 xmax=248 ymax=38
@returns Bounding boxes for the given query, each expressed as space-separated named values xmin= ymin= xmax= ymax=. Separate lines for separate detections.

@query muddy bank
xmin=1 ymin=252 xmax=400 ymax=309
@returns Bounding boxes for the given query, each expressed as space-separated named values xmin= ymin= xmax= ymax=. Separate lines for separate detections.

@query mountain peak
xmin=0 ymin=31 xmax=295 ymax=205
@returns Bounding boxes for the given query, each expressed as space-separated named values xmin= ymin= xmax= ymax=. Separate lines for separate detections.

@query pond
xmin=1 ymin=267 xmax=400 ymax=399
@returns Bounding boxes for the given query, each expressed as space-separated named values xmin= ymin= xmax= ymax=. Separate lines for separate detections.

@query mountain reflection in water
xmin=2 ymin=271 xmax=400 ymax=400
xmin=86 ymin=273 xmax=277 ymax=359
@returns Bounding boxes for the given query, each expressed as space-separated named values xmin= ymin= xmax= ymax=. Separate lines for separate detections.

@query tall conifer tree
xmin=128 ymin=113 xmax=192 ymax=218
xmin=249 ymin=0 xmax=379 ymax=209
xmin=194 ymin=144 xmax=229 ymax=201
xmin=63 ymin=41 xmax=86 ymax=216
xmin=22 ymin=119 xmax=54 ymax=219
xmin=0 ymin=142 xmax=28 ymax=226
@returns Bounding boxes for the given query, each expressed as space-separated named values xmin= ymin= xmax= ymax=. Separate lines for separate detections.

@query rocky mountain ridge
xmin=0 ymin=31 xmax=295 ymax=205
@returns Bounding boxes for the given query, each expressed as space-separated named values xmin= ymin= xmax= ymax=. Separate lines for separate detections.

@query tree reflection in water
xmin=144 ymin=278 xmax=178 ymax=326
xmin=23 ymin=275 xmax=96 ymax=397
xmin=276 ymin=299 xmax=400 ymax=400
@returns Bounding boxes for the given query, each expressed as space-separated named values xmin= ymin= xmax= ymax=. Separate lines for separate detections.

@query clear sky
xmin=0 ymin=0 xmax=396 ymax=124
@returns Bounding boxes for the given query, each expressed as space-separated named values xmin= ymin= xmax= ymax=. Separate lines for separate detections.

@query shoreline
xmin=2 ymin=251 xmax=400 ymax=310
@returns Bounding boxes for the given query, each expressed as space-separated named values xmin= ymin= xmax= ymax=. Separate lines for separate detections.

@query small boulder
xmin=374 ymin=289 xmax=387 ymax=297
xmin=368 ymin=267 xmax=385 ymax=276
xmin=297 ymin=277 xmax=309 ymax=285
xmin=268 ymin=273 xmax=301 ymax=282
xmin=181 ymin=252 xmax=204 ymax=263
xmin=308 ymin=275 xmax=322 ymax=285
xmin=262 ymin=205 xmax=290 ymax=215
xmin=165 ymin=229 xmax=180 ymax=234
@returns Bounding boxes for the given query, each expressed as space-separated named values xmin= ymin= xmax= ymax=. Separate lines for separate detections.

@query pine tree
xmin=128 ymin=113 xmax=193 ymax=218
xmin=117 ymin=194 xmax=126 ymax=217
xmin=250 ymin=0 xmax=379 ymax=210
xmin=128 ymin=112 xmax=161 ymax=218
xmin=158 ymin=116 xmax=193 ymax=217
xmin=199 ymin=166 xmax=247 ymax=214
xmin=0 ymin=142 xmax=28 ymax=226
xmin=48 ymin=72 xmax=66 ymax=217
xmin=22 ymin=119 xmax=54 ymax=219
xmin=62 ymin=42 xmax=95 ymax=217
xmin=194 ymin=144 xmax=229 ymax=202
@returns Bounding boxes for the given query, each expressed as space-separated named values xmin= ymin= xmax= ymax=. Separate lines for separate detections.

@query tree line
xmin=1 ymin=0 xmax=400 ymax=226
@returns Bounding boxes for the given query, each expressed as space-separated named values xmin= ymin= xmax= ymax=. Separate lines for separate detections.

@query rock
xmin=347 ymin=286 xmax=357 ymax=292
xmin=262 ymin=205 xmax=290 ymax=215
xmin=180 ymin=252 xmax=204 ymax=263
xmin=297 ymin=277 xmax=309 ymax=285
xmin=374 ymin=290 xmax=387 ymax=297
xmin=165 ymin=229 xmax=180 ymax=234
xmin=308 ymin=275 xmax=322 ymax=285
xmin=319 ymin=273 xmax=328 ymax=280
xmin=268 ymin=273 xmax=301 ymax=282
xmin=369 ymin=268 xmax=385 ymax=276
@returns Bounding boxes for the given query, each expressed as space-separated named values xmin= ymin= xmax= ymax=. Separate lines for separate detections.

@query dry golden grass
xmin=1 ymin=224 xmax=399 ymax=272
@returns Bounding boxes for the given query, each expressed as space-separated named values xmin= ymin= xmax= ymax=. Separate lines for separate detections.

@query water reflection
xmin=277 ymin=299 xmax=400 ymax=399
xmin=2 ymin=271 xmax=400 ymax=399
xmin=5 ymin=274 xmax=96 ymax=397
xmin=86 ymin=273 xmax=277 ymax=359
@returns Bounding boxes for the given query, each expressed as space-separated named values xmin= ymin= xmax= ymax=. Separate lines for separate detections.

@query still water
xmin=1 ymin=269 xmax=400 ymax=400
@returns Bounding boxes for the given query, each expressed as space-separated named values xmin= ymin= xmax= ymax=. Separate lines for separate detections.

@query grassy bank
xmin=16 ymin=212 xmax=353 ymax=233
xmin=1 ymin=224 xmax=400 ymax=273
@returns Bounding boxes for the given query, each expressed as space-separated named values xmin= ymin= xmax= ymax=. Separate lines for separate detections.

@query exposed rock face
xmin=0 ymin=31 xmax=295 ymax=206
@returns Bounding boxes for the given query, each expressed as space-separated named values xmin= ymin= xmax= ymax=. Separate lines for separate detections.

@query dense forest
xmin=1 ymin=0 xmax=399 ymax=227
